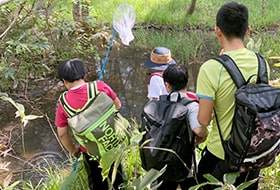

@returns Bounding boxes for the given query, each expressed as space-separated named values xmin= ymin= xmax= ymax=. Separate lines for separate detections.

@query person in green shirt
xmin=196 ymin=2 xmax=270 ymax=189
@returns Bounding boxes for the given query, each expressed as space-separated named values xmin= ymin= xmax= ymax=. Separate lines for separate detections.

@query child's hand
xmin=72 ymin=146 xmax=81 ymax=158
xmin=195 ymin=136 xmax=207 ymax=146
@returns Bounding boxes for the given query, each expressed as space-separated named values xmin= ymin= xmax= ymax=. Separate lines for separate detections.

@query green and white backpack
xmin=60 ymin=81 xmax=131 ymax=159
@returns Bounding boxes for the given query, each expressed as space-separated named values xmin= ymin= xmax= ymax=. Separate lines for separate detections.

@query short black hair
xmin=163 ymin=64 xmax=188 ymax=91
xmin=216 ymin=1 xmax=248 ymax=40
xmin=57 ymin=59 xmax=86 ymax=82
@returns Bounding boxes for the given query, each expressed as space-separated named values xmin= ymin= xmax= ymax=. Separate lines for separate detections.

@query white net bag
xmin=113 ymin=3 xmax=136 ymax=46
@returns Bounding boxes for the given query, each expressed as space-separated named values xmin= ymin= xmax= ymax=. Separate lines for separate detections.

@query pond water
xmin=101 ymin=45 xmax=150 ymax=120
xmin=0 ymin=44 xmax=199 ymax=185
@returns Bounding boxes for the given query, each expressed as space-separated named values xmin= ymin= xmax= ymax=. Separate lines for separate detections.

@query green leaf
xmin=4 ymin=181 xmax=21 ymax=190
xmin=140 ymin=138 xmax=153 ymax=147
xmin=100 ymin=147 xmax=119 ymax=178
xmin=22 ymin=115 xmax=44 ymax=127
xmin=273 ymin=62 xmax=280 ymax=67
xmin=60 ymin=160 xmax=85 ymax=190
xmin=214 ymin=187 xmax=223 ymax=190
xmin=100 ymin=144 xmax=126 ymax=182
xmin=17 ymin=104 xmax=25 ymax=116
xmin=130 ymin=177 xmax=141 ymax=189
xmin=2 ymin=67 xmax=15 ymax=81
xmin=223 ymin=172 xmax=239 ymax=184
xmin=269 ymin=56 xmax=280 ymax=60
xmin=138 ymin=166 xmax=166 ymax=190
xmin=149 ymin=181 xmax=163 ymax=190
xmin=23 ymin=114 xmax=44 ymax=121
xmin=0 ymin=94 xmax=25 ymax=118
xmin=236 ymin=178 xmax=258 ymax=190
xmin=130 ymin=132 xmax=144 ymax=146
xmin=203 ymin=173 xmax=220 ymax=183
xmin=110 ymin=154 xmax=122 ymax=187
xmin=0 ymin=92 xmax=8 ymax=97
xmin=189 ymin=182 xmax=210 ymax=190
xmin=189 ymin=182 xmax=222 ymax=190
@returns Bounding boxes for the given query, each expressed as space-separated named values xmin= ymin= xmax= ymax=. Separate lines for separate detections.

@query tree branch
xmin=0 ymin=0 xmax=12 ymax=6
xmin=0 ymin=4 xmax=24 ymax=41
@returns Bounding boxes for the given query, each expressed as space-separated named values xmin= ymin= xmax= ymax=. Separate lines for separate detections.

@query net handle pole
xmin=73 ymin=157 xmax=78 ymax=171
xmin=98 ymin=29 xmax=117 ymax=81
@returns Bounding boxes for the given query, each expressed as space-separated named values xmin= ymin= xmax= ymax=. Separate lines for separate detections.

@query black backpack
xmin=213 ymin=53 xmax=280 ymax=172
xmin=139 ymin=92 xmax=197 ymax=182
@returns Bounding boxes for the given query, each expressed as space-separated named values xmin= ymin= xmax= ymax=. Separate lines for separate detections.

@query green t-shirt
xmin=196 ymin=48 xmax=270 ymax=159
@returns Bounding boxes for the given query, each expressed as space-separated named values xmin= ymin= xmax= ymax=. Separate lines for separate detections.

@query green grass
xmin=19 ymin=157 xmax=89 ymax=190
xmin=89 ymin=0 xmax=280 ymax=29
xmin=51 ymin=0 xmax=280 ymax=29
xmin=259 ymin=155 xmax=280 ymax=190
xmin=16 ymin=144 xmax=280 ymax=190
xmin=133 ymin=28 xmax=219 ymax=61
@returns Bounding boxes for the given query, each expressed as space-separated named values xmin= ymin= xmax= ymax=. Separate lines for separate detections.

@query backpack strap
xmin=213 ymin=55 xmax=245 ymax=88
xmin=161 ymin=91 xmax=198 ymax=105
xmin=213 ymin=53 xmax=268 ymax=88
xmin=256 ymin=53 xmax=269 ymax=84
xmin=148 ymin=72 xmax=163 ymax=84
xmin=179 ymin=95 xmax=198 ymax=178
xmin=59 ymin=81 xmax=98 ymax=117
xmin=213 ymin=53 xmax=268 ymax=142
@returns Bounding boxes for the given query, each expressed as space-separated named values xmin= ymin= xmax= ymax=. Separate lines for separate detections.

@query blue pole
xmin=73 ymin=157 xmax=78 ymax=171
xmin=98 ymin=29 xmax=117 ymax=81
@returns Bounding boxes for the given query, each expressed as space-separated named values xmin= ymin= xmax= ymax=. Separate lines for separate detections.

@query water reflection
xmin=100 ymin=45 xmax=197 ymax=121
xmin=100 ymin=45 xmax=149 ymax=121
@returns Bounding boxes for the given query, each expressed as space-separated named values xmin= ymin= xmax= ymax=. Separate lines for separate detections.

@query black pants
xmin=197 ymin=148 xmax=260 ymax=190
xmin=83 ymin=153 xmax=124 ymax=190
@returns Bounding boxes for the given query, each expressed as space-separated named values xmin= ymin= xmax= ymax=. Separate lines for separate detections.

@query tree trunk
xmin=262 ymin=0 xmax=266 ymax=16
xmin=72 ymin=1 xmax=89 ymax=22
xmin=187 ymin=0 xmax=197 ymax=15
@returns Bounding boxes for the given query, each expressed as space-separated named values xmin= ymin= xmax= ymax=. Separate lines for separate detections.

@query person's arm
xmin=193 ymin=127 xmax=208 ymax=146
xmin=187 ymin=102 xmax=209 ymax=137
xmin=114 ymin=97 xmax=121 ymax=110
xmin=147 ymin=76 xmax=164 ymax=100
xmin=97 ymin=81 xmax=122 ymax=109
xmin=186 ymin=102 xmax=208 ymax=145
xmin=192 ymin=126 xmax=208 ymax=138
xmin=57 ymin=126 xmax=80 ymax=157
xmin=197 ymin=98 xmax=214 ymax=128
